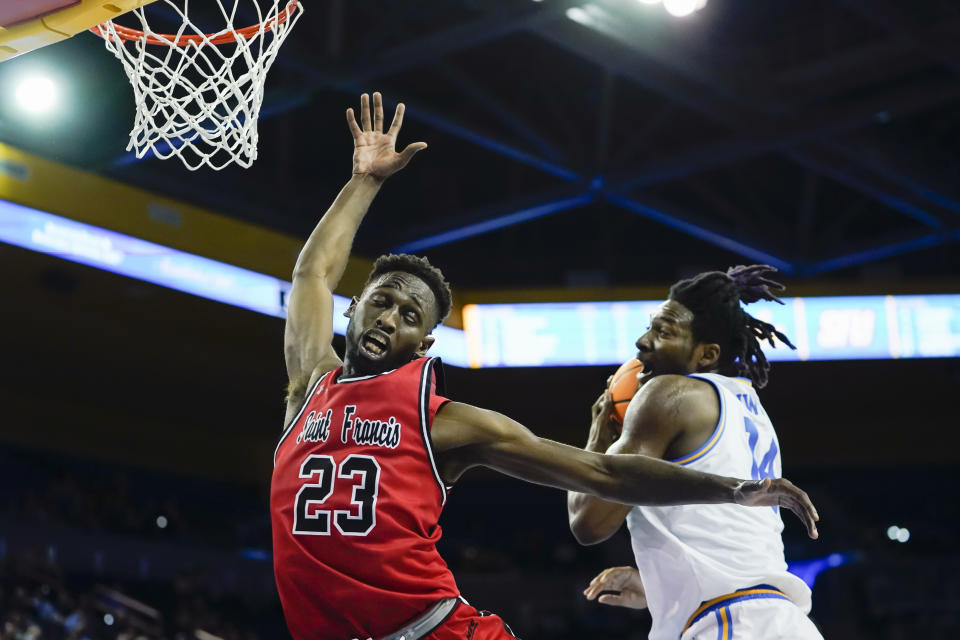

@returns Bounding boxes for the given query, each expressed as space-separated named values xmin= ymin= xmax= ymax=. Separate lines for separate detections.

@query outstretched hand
xmin=734 ymin=477 xmax=820 ymax=539
xmin=347 ymin=92 xmax=427 ymax=181
xmin=583 ymin=566 xmax=648 ymax=610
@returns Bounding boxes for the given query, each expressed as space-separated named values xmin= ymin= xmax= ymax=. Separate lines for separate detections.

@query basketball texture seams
xmin=607 ymin=358 xmax=643 ymax=426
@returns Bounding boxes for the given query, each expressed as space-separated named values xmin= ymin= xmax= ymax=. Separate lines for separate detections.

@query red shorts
xmin=424 ymin=599 xmax=518 ymax=640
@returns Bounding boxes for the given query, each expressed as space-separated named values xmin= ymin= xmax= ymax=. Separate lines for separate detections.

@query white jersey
xmin=625 ymin=373 xmax=812 ymax=640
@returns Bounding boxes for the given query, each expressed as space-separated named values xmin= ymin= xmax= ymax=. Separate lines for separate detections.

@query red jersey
xmin=271 ymin=357 xmax=460 ymax=640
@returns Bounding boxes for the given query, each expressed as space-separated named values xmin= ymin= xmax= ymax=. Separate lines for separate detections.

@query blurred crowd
xmin=0 ymin=552 xmax=276 ymax=640
xmin=0 ymin=449 xmax=269 ymax=550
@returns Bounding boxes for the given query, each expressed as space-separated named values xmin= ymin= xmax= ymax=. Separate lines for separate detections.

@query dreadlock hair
xmin=668 ymin=264 xmax=795 ymax=389
xmin=362 ymin=253 xmax=452 ymax=329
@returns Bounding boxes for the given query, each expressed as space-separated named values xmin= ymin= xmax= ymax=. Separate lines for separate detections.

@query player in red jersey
xmin=271 ymin=92 xmax=819 ymax=640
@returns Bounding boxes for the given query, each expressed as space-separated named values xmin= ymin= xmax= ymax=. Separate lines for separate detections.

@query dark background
xmin=2 ymin=0 xmax=960 ymax=638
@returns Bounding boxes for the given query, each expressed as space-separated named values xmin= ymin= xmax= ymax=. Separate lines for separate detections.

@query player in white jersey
xmin=568 ymin=265 xmax=824 ymax=640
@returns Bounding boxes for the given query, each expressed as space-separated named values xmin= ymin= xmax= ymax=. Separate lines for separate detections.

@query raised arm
xmin=431 ymin=402 xmax=819 ymax=537
xmin=283 ymin=93 xmax=427 ymax=419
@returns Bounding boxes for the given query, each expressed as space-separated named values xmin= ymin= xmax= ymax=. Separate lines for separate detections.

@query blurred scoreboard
xmin=3 ymin=197 xmax=959 ymax=369
xmin=462 ymin=295 xmax=960 ymax=367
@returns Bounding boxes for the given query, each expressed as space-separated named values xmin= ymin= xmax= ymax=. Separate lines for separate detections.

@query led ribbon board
xmin=0 ymin=198 xmax=469 ymax=366
xmin=462 ymin=295 xmax=960 ymax=367
xmin=4 ymin=197 xmax=958 ymax=369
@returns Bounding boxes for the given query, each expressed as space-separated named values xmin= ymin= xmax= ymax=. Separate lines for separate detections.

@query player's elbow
xmin=292 ymin=265 xmax=334 ymax=286
xmin=568 ymin=513 xmax=613 ymax=546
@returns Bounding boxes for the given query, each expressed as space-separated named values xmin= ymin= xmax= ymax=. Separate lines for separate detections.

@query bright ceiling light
xmin=663 ymin=0 xmax=707 ymax=17
xmin=565 ymin=7 xmax=592 ymax=25
xmin=583 ymin=3 xmax=608 ymax=20
xmin=15 ymin=75 xmax=58 ymax=115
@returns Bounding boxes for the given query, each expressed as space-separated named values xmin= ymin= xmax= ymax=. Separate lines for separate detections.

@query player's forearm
xmin=566 ymin=454 xmax=735 ymax=545
xmin=600 ymin=454 xmax=740 ymax=506
xmin=566 ymin=490 xmax=628 ymax=545
xmin=293 ymin=174 xmax=384 ymax=285
xmin=565 ymin=416 xmax=627 ymax=537
xmin=584 ymin=427 xmax=611 ymax=454
xmin=567 ymin=433 xmax=620 ymax=534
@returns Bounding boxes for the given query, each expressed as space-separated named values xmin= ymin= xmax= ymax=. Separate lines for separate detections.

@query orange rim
xmin=91 ymin=0 xmax=299 ymax=46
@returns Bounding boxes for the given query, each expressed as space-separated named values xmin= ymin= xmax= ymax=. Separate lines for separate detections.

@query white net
xmin=95 ymin=0 xmax=304 ymax=170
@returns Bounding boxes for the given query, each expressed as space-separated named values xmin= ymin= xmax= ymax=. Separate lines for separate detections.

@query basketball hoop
xmin=92 ymin=1 xmax=304 ymax=171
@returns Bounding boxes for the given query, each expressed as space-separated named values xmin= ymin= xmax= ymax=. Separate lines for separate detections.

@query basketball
xmin=608 ymin=358 xmax=644 ymax=426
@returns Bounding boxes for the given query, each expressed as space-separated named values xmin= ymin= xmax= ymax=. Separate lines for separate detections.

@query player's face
xmin=634 ymin=300 xmax=702 ymax=376
xmin=344 ymin=271 xmax=437 ymax=375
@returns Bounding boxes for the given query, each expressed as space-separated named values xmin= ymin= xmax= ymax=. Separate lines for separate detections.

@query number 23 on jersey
xmin=293 ymin=454 xmax=381 ymax=536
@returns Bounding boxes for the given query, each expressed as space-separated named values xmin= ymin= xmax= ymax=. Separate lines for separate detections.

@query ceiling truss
xmin=111 ymin=0 xmax=960 ymax=278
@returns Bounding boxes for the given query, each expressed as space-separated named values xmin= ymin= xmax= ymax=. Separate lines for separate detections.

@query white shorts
xmin=681 ymin=596 xmax=823 ymax=640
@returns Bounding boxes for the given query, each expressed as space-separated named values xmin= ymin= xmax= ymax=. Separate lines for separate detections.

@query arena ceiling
xmin=2 ymin=0 xmax=960 ymax=289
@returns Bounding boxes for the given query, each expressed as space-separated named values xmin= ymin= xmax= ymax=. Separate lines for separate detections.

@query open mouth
xmin=636 ymin=354 xmax=655 ymax=376
xmin=360 ymin=331 xmax=390 ymax=360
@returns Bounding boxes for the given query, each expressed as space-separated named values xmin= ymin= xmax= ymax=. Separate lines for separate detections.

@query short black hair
xmin=362 ymin=253 xmax=452 ymax=329
xmin=668 ymin=264 xmax=795 ymax=389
